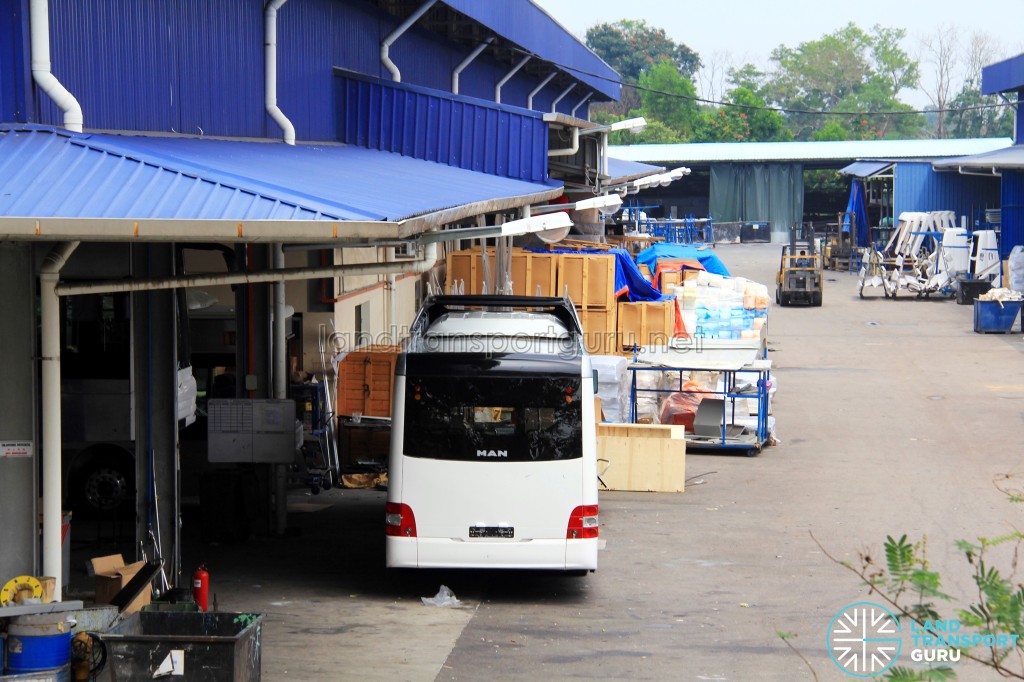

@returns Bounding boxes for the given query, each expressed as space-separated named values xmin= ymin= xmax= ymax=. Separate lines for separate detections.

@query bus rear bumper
xmin=386 ymin=537 xmax=598 ymax=571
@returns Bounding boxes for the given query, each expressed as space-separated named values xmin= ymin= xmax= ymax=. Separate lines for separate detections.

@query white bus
xmin=385 ymin=295 xmax=599 ymax=572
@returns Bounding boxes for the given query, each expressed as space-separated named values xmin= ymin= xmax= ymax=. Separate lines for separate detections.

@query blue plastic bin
xmin=973 ymin=300 xmax=1022 ymax=333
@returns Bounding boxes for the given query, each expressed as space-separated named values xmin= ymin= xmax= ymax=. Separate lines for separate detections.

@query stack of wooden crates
xmin=446 ymin=247 xmax=675 ymax=355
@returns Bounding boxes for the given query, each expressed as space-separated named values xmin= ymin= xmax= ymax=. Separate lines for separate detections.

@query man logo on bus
xmin=828 ymin=601 xmax=902 ymax=677
xmin=477 ymin=450 xmax=508 ymax=458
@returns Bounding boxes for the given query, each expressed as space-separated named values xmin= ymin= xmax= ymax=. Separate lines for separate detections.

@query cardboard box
xmin=91 ymin=554 xmax=152 ymax=614
xmin=597 ymin=423 xmax=686 ymax=492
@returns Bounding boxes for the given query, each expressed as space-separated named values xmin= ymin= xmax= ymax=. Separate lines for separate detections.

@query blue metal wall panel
xmin=0 ymin=0 xmax=29 ymax=123
xmin=894 ymin=162 xmax=1000 ymax=224
xmin=1001 ymin=171 xmax=1024 ymax=259
xmin=13 ymin=0 xmax=601 ymax=140
xmin=336 ymin=71 xmax=548 ymax=182
xmin=982 ymin=55 xmax=1024 ymax=95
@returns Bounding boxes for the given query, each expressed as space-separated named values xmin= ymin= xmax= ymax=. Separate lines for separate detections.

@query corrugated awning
xmin=839 ymin=160 xmax=894 ymax=178
xmin=0 ymin=125 xmax=562 ymax=242
xmin=606 ymin=157 xmax=664 ymax=185
xmin=932 ymin=144 xmax=1024 ymax=172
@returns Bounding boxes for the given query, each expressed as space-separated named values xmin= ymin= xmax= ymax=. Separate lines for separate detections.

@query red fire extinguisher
xmin=192 ymin=564 xmax=209 ymax=612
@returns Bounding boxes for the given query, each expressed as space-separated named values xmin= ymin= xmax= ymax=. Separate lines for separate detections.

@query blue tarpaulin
xmin=845 ymin=180 xmax=870 ymax=247
xmin=636 ymin=244 xmax=731 ymax=277
xmin=529 ymin=248 xmax=670 ymax=302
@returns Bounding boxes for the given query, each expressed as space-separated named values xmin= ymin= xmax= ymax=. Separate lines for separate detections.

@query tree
xmin=637 ymin=59 xmax=702 ymax=139
xmin=760 ymin=23 xmax=925 ymax=140
xmin=585 ymin=19 xmax=701 ymax=82
xmin=919 ymin=24 xmax=960 ymax=138
xmin=695 ymin=87 xmax=791 ymax=143
xmin=586 ymin=20 xmax=701 ymax=115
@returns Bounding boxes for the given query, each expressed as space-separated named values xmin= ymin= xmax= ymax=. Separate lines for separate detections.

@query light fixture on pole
xmin=419 ymin=212 xmax=574 ymax=244
xmin=578 ymin=116 xmax=647 ymax=136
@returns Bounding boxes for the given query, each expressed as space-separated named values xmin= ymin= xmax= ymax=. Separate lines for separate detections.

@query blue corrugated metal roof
xmin=0 ymin=126 xmax=559 ymax=222
xmin=609 ymin=139 xmax=1014 ymax=164
xmin=982 ymin=54 xmax=1024 ymax=95
xmin=445 ymin=0 xmax=619 ymax=102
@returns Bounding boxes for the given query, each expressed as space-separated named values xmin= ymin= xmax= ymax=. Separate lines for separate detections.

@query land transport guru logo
xmin=827 ymin=602 xmax=902 ymax=677
xmin=827 ymin=601 xmax=1017 ymax=677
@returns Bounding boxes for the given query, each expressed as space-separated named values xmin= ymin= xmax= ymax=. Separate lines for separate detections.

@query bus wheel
xmin=74 ymin=454 xmax=133 ymax=513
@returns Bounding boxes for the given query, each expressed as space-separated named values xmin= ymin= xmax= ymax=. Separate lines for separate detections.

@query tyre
xmin=812 ymin=292 xmax=822 ymax=307
xmin=70 ymin=449 xmax=135 ymax=515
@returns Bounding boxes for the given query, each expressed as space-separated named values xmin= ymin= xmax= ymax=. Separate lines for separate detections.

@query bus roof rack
xmin=413 ymin=295 xmax=582 ymax=337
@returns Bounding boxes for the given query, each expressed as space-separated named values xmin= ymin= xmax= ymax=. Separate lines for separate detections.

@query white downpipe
xmin=271 ymin=243 xmax=288 ymax=536
xmin=40 ymin=241 xmax=79 ymax=600
xmin=265 ymin=0 xmax=296 ymax=145
xmin=495 ymin=55 xmax=530 ymax=104
xmin=547 ymin=126 xmax=578 ymax=158
xmin=452 ymin=37 xmax=493 ymax=95
xmin=30 ymin=0 xmax=82 ymax=132
xmin=56 ymin=242 xmax=439 ymax=297
xmin=527 ymin=72 xmax=556 ymax=110
xmin=381 ymin=0 xmax=437 ymax=82
xmin=571 ymin=92 xmax=593 ymax=118
xmin=550 ymin=82 xmax=575 ymax=114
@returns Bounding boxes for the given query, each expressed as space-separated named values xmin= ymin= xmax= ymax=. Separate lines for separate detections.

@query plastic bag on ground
xmin=422 ymin=584 xmax=462 ymax=607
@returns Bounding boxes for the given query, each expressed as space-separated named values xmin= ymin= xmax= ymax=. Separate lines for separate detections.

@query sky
xmin=532 ymin=0 xmax=1024 ymax=108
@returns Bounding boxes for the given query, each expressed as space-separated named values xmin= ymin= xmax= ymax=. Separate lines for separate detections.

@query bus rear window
xmin=403 ymin=376 xmax=582 ymax=462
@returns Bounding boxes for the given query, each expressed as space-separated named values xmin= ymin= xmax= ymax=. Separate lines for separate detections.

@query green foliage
xmin=884 ymin=666 xmax=956 ymax=681
xmin=945 ymin=79 xmax=1016 ymax=139
xmin=813 ymin=121 xmax=851 ymax=141
xmin=758 ymin=22 xmax=926 ymax=140
xmin=585 ymin=19 xmax=701 ymax=83
xmin=638 ymin=60 xmax=701 ymax=139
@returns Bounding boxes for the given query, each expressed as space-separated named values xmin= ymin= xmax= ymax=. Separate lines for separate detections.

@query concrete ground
xmin=73 ymin=242 xmax=1024 ymax=681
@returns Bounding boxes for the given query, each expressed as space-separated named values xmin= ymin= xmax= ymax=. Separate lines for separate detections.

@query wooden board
xmin=510 ymin=251 xmax=558 ymax=297
xmin=618 ymin=301 xmax=675 ymax=350
xmin=596 ymin=423 xmax=686 ymax=492
xmin=336 ymin=345 xmax=399 ymax=418
xmin=558 ymin=253 xmax=616 ymax=310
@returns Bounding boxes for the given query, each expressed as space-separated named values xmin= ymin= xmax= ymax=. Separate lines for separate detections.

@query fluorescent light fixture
xmin=579 ymin=116 xmax=647 ymax=136
xmin=418 ymin=213 xmax=574 ymax=244
xmin=574 ymin=194 xmax=623 ymax=215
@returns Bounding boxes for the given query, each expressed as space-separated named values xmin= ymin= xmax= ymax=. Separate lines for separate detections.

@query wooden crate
xmin=510 ymin=251 xmax=558 ymax=297
xmin=577 ymin=306 xmax=618 ymax=356
xmin=446 ymin=249 xmax=484 ymax=294
xmin=558 ymin=254 xmax=616 ymax=309
xmin=596 ymin=423 xmax=686 ymax=492
xmin=660 ymin=269 xmax=683 ymax=293
xmin=337 ymin=345 xmax=400 ymax=418
xmin=618 ymin=301 xmax=675 ymax=349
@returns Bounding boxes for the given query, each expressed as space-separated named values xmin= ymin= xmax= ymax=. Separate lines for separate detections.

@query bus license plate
xmin=469 ymin=526 xmax=514 ymax=538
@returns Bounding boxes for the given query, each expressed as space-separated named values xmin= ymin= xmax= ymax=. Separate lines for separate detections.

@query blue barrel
xmin=4 ymin=616 xmax=72 ymax=674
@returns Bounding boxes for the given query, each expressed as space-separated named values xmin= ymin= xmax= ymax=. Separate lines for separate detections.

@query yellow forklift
xmin=776 ymin=226 xmax=823 ymax=306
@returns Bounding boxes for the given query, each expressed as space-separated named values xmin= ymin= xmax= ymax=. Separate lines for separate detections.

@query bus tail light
xmin=385 ymin=502 xmax=417 ymax=537
xmin=566 ymin=505 xmax=598 ymax=539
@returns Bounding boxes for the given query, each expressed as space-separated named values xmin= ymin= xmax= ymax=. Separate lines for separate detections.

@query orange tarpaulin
xmin=652 ymin=258 xmax=705 ymax=289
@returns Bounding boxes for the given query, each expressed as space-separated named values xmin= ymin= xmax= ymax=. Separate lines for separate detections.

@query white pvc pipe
xmin=381 ymin=0 xmax=437 ymax=82
xmin=57 ymin=242 xmax=439 ymax=297
xmin=527 ymin=72 xmax=557 ymax=110
xmin=40 ymin=241 xmax=79 ymax=600
xmin=271 ymin=243 xmax=288 ymax=536
xmin=550 ymin=82 xmax=575 ymax=114
xmin=547 ymin=126 xmax=578 ymax=157
xmin=495 ymin=55 xmax=530 ymax=104
xmin=265 ymin=0 xmax=296 ymax=145
xmin=452 ymin=37 xmax=493 ymax=95
xmin=571 ymin=92 xmax=593 ymax=118
xmin=30 ymin=0 xmax=83 ymax=132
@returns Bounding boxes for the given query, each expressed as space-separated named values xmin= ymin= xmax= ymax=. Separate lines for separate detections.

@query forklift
xmin=776 ymin=225 xmax=823 ymax=307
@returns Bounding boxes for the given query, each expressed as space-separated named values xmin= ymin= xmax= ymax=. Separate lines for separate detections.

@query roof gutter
xmin=265 ymin=0 xmax=296 ymax=145
xmin=381 ymin=0 xmax=437 ymax=82
xmin=0 ymin=187 xmax=563 ymax=243
xmin=29 ymin=0 xmax=83 ymax=132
